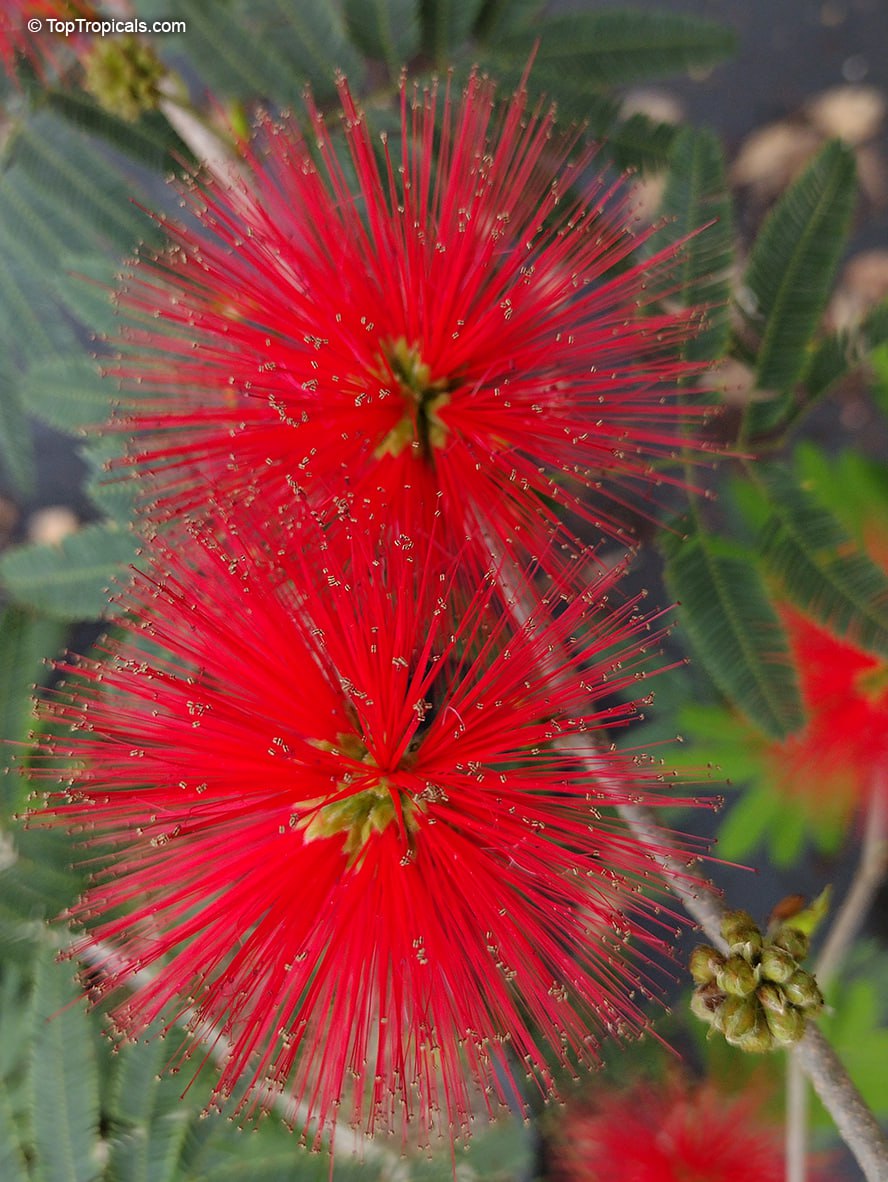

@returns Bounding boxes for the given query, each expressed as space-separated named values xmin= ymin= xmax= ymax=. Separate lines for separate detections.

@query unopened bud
xmin=760 ymin=946 xmax=797 ymax=984
xmin=757 ymin=981 xmax=787 ymax=1013
xmin=764 ymin=1002 xmax=807 ymax=1046
xmin=721 ymin=909 xmax=759 ymax=949
xmin=720 ymin=994 xmax=757 ymax=1042
xmin=691 ymin=981 xmax=725 ymax=1026
xmin=689 ymin=944 xmax=725 ymax=985
xmin=716 ymin=954 xmax=759 ymax=997
xmin=783 ymin=969 xmax=824 ymax=1012
xmin=773 ymin=925 xmax=809 ymax=960
xmin=733 ymin=1004 xmax=775 ymax=1054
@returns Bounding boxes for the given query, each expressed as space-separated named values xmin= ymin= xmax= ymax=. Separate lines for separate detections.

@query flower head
xmin=550 ymin=1076 xmax=814 ymax=1182
xmin=767 ymin=605 xmax=888 ymax=819
xmin=116 ymin=70 xmax=710 ymax=574
xmin=37 ymin=513 xmax=704 ymax=1149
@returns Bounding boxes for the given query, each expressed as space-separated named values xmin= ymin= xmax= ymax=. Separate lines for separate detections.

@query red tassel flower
xmin=116 ymin=69 xmax=709 ymax=573
xmin=37 ymin=515 xmax=704 ymax=1150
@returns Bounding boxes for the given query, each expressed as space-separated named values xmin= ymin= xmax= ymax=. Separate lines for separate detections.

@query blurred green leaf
xmin=345 ymin=0 xmax=420 ymax=74
xmin=0 ymin=522 xmax=138 ymax=622
xmin=44 ymin=90 xmax=191 ymax=173
xmin=29 ymin=948 xmax=100 ymax=1182
xmin=802 ymin=298 xmax=888 ymax=405
xmin=53 ymin=254 xmax=121 ymax=340
xmin=662 ymin=525 xmax=804 ymax=739
xmin=813 ymin=950 xmax=888 ymax=1129
xmin=606 ymin=112 xmax=679 ymax=173
xmin=0 ymin=979 xmax=30 ymax=1182
xmin=0 ymin=829 xmax=85 ymax=931
xmin=81 ymin=436 xmax=139 ymax=524
xmin=493 ymin=9 xmax=735 ymax=91
xmin=752 ymin=465 xmax=888 ymax=657
xmin=656 ymin=126 xmax=734 ymax=360
xmin=0 ymin=363 xmax=35 ymax=497
xmin=22 ymin=357 xmax=115 ymax=436
xmin=716 ymin=781 xmax=783 ymax=860
xmin=474 ymin=0 xmax=545 ymax=42
xmin=744 ymin=141 xmax=856 ymax=408
xmin=0 ymin=606 xmax=67 ymax=812
xmin=108 ymin=1035 xmax=194 ymax=1182
xmin=421 ymin=0 xmax=485 ymax=61
xmin=174 ymin=0 xmax=361 ymax=106
xmin=794 ymin=444 xmax=888 ymax=545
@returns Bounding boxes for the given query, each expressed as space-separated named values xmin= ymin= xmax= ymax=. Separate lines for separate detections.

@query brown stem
xmin=817 ymin=786 xmax=888 ymax=991
xmin=616 ymin=802 xmax=888 ymax=1182
xmin=794 ymin=1026 xmax=888 ymax=1182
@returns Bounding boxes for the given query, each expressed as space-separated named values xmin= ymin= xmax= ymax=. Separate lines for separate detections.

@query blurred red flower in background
xmin=550 ymin=1076 xmax=819 ymax=1182
xmin=36 ymin=515 xmax=705 ymax=1149
xmin=0 ymin=1 xmax=92 ymax=81
xmin=768 ymin=605 xmax=888 ymax=820
xmin=116 ymin=69 xmax=709 ymax=573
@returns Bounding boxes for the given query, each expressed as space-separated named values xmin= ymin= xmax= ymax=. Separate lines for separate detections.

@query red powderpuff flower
xmin=767 ymin=605 xmax=888 ymax=820
xmin=115 ymin=69 xmax=710 ymax=571
xmin=550 ymin=1076 xmax=813 ymax=1182
xmin=36 ymin=515 xmax=705 ymax=1151
xmin=0 ymin=1 xmax=92 ymax=82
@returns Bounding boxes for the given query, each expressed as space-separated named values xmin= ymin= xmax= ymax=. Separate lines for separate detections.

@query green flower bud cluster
xmin=83 ymin=37 xmax=168 ymax=123
xmin=689 ymin=909 xmax=824 ymax=1053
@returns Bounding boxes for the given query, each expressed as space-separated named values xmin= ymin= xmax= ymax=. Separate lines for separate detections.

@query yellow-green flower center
xmin=300 ymin=732 xmax=423 ymax=862
xmin=375 ymin=338 xmax=452 ymax=460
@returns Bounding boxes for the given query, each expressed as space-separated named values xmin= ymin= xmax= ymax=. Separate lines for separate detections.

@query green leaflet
xmin=0 ymin=607 xmax=68 ymax=812
xmin=0 ymin=522 xmax=139 ymax=622
xmin=107 ymin=1032 xmax=195 ymax=1182
xmin=174 ymin=0 xmax=362 ymax=106
xmin=802 ymin=299 xmax=888 ymax=405
xmin=29 ymin=948 xmax=101 ymax=1182
xmin=744 ymin=140 xmax=857 ymax=403
xmin=345 ymin=0 xmax=420 ymax=75
xmin=0 ymin=363 xmax=35 ymax=497
xmin=0 ymin=107 xmax=158 ymax=428
xmin=81 ymin=436 xmax=139 ymax=525
xmin=794 ymin=444 xmax=888 ymax=545
xmin=420 ymin=0 xmax=485 ymax=61
xmin=752 ymin=465 xmax=888 ymax=657
xmin=44 ymin=90 xmax=191 ymax=174
xmin=0 ymin=1076 xmax=28 ymax=1182
xmin=606 ymin=112 xmax=679 ymax=174
xmin=656 ymin=126 xmax=734 ymax=361
xmin=493 ymin=9 xmax=735 ymax=90
xmin=21 ymin=357 xmax=115 ymax=436
xmin=474 ymin=0 xmax=546 ymax=42
xmin=662 ymin=525 xmax=804 ymax=739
